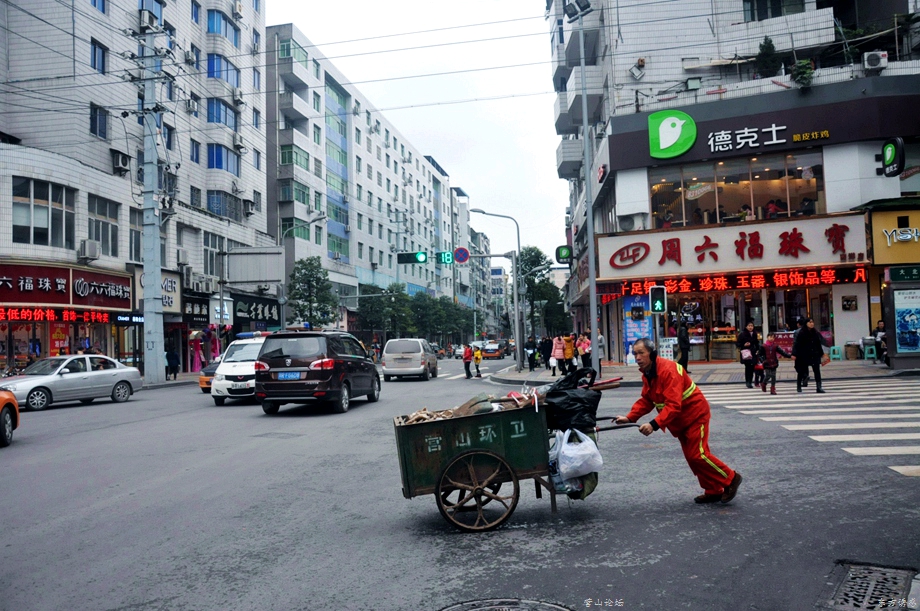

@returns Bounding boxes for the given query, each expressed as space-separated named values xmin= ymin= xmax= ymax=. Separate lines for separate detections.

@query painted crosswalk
xmin=700 ymin=379 xmax=920 ymax=476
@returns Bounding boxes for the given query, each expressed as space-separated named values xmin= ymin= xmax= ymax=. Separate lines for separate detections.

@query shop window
xmin=715 ymin=158 xmax=752 ymax=221
xmin=12 ymin=177 xmax=75 ymax=249
xmin=649 ymin=166 xmax=684 ymax=228
xmin=88 ymin=194 xmax=119 ymax=257
xmin=203 ymin=231 xmax=224 ymax=277
xmin=785 ymin=150 xmax=824 ymax=215
xmin=681 ymin=162 xmax=718 ymax=225
xmin=750 ymin=154 xmax=790 ymax=218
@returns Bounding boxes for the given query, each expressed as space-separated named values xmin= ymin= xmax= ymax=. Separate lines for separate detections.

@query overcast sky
xmin=266 ymin=0 xmax=570 ymax=269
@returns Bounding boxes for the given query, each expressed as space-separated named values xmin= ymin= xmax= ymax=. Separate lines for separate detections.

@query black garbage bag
xmin=544 ymin=387 xmax=601 ymax=432
xmin=546 ymin=367 xmax=597 ymax=392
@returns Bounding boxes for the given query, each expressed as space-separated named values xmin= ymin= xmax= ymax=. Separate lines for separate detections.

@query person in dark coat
xmin=792 ymin=317 xmax=826 ymax=393
xmin=165 ymin=347 xmax=180 ymax=380
xmin=736 ymin=320 xmax=760 ymax=389
xmin=756 ymin=332 xmax=791 ymax=394
xmin=677 ymin=323 xmax=691 ymax=373
xmin=540 ymin=336 xmax=553 ymax=371
xmin=524 ymin=336 xmax=538 ymax=372
xmin=793 ymin=317 xmax=809 ymax=387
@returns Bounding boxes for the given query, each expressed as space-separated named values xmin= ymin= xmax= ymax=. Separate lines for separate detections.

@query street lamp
xmin=277 ymin=212 xmax=327 ymax=328
xmin=564 ymin=0 xmax=600 ymax=373
xmin=470 ymin=208 xmax=524 ymax=372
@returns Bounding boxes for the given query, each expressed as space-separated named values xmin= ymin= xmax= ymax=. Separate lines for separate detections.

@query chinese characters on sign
xmin=707 ymin=123 xmax=787 ymax=153
xmin=792 ymin=129 xmax=830 ymax=143
xmin=0 ymin=308 xmax=111 ymax=323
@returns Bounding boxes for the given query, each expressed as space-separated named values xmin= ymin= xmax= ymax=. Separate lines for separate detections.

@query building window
xmin=252 ymin=108 xmax=260 ymax=129
xmin=207 ymin=144 xmax=240 ymax=177
xmin=356 ymin=213 xmax=363 ymax=230
xmin=743 ymin=0 xmax=804 ymax=22
xmin=139 ymin=0 xmax=163 ymax=23
xmin=313 ymin=91 xmax=321 ymax=112
xmin=358 ymin=242 xmax=364 ymax=259
xmin=190 ymin=186 xmax=201 ymax=208
xmin=253 ymin=0 xmax=260 ymax=13
xmin=190 ymin=139 xmax=200 ymax=163
xmin=207 ymin=191 xmax=242 ymax=222
xmin=207 ymin=54 xmax=240 ymax=87
xmin=328 ymin=203 xmax=348 ymax=224
xmin=129 ymin=208 xmax=142 ymax=262
xmin=90 ymin=104 xmax=108 ymax=139
xmin=12 ymin=177 xmax=76 ymax=248
xmin=314 ymin=225 xmax=323 ymax=245
xmin=314 ymin=158 xmax=323 ymax=177
xmin=203 ymin=231 xmax=224 ymax=276
xmin=190 ymin=45 xmax=201 ymax=69
xmin=281 ymin=218 xmax=312 ymax=241
xmin=91 ymin=40 xmax=106 ymax=74
xmin=313 ymin=124 xmax=322 ymax=145
xmin=189 ymin=92 xmax=200 ymax=117
xmin=163 ymin=22 xmax=175 ymax=49
xmin=253 ymin=68 xmax=260 ymax=91
xmin=207 ymin=10 xmax=240 ymax=47
xmin=355 ymin=128 xmax=362 ymax=144
xmin=313 ymin=59 xmax=320 ymax=78
xmin=278 ymin=179 xmax=310 ymax=204
xmin=191 ymin=0 xmax=199 ymax=23
xmin=91 ymin=0 xmax=105 ymax=13
xmin=279 ymin=39 xmax=308 ymax=68
xmin=356 ymin=184 xmax=363 ymax=201
xmin=88 ymin=194 xmax=119 ymax=257
xmin=328 ymin=234 xmax=348 ymax=259
xmin=253 ymin=190 xmax=261 ymax=211
xmin=314 ymin=191 xmax=323 ymax=212
xmin=253 ymin=150 xmax=261 ymax=170
xmin=206 ymin=98 xmax=238 ymax=131
xmin=280 ymin=145 xmax=310 ymax=171
xmin=164 ymin=124 xmax=175 ymax=150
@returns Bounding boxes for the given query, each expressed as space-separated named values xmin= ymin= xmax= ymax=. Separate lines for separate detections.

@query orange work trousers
xmin=674 ymin=413 xmax=735 ymax=495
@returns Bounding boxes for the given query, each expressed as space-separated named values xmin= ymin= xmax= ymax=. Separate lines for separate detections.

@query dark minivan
xmin=254 ymin=331 xmax=380 ymax=415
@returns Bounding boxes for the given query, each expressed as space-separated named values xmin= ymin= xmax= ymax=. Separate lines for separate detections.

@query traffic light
xmin=555 ymin=245 xmax=572 ymax=264
xmin=649 ymin=286 xmax=667 ymax=314
xmin=397 ymin=251 xmax=428 ymax=264
xmin=435 ymin=251 xmax=453 ymax=264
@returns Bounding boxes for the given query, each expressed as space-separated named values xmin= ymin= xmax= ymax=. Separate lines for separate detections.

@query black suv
xmin=254 ymin=330 xmax=380 ymax=415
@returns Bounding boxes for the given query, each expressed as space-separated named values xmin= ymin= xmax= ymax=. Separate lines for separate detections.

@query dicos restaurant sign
xmin=598 ymin=215 xmax=867 ymax=280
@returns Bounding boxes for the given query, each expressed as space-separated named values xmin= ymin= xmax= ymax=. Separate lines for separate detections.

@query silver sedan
xmin=0 ymin=355 xmax=142 ymax=411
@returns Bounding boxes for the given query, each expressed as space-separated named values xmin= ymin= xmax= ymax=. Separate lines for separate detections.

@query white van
xmin=381 ymin=338 xmax=438 ymax=381
xmin=210 ymin=335 xmax=266 ymax=405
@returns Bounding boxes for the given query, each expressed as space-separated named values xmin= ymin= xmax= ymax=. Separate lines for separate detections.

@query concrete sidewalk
xmin=489 ymin=358 xmax=914 ymax=387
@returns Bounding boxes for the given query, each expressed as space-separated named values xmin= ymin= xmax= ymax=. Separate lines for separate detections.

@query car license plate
xmin=231 ymin=382 xmax=248 ymax=389
xmin=278 ymin=372 xmax=300 ymax=380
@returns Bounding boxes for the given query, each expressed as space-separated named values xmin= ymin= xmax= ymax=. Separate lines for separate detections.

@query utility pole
xmin=141 ymin=24 xmax=165 ymax=386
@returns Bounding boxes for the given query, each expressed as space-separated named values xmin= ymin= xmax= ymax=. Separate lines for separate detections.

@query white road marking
xmin=809 ymin=433 xmax=920 ymax=442
xmin=785 ymin=422 xmax=920 ymax=431
xmin=888 ymin=466 xmax=920 ymax=476
xmin=739 ymin=406 xmax=920 ymax=415
xmin=842 ymin=446 xmax=920 ymax=456
xmin=761 ymin=413 xmax=920 ymax=421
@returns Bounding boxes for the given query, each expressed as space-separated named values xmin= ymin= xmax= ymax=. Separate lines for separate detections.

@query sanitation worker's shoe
xmin=721 ymin=473 xmax=743 ymax=504
xmin=694 ymin=493 xmax=722 ymax=504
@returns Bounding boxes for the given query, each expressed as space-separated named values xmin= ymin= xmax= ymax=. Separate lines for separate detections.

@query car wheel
xmin=432 ymin=366 xmax=438 ymax=379
xmin=384 ymin=375 xmax=392 ymax=382
xmin=111 ymin=381 xmax=132 ymax=403
xmin=366 ymin=376 xmax=380 ymax=402
xmin=27 ymin=388 xmax=51 ymax=411
xmin=262 ymin=401 xmax=279 ymax=415
xmin=213 ymin=397 xmax=226 ymax=406
xmin=422 ymin=366 xmax=430 ymax=381
xmin=79 ymin=398 xmax=94 ymax=405
xmin=0 ymin=406 xmax=13 ymax=447
xmin=332 ymin=383 xmax=350 ymax=414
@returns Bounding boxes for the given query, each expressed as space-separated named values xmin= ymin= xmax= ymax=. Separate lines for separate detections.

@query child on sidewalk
xmin=757 ymin=332 xmax=791 ymax=394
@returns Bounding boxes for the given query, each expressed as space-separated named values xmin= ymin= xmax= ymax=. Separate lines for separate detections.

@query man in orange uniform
xmin=614 ymin=338 xmax=742 ymax=504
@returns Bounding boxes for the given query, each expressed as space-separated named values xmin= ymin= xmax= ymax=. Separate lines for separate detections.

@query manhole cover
xmin=439 ymin=600 xmax=572 ymax=611
xmin=825 ymin=562 xmax=916 ymax=610
xmin=252 ymin=432 xmax=303 ymax=439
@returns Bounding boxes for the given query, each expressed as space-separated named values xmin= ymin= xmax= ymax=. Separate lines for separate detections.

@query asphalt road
xmin=2 ymin=358 xmax=918 ymax=610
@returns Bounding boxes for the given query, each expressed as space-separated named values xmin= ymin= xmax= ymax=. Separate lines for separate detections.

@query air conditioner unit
xmin=112 ymin=152 xmax=131 ymax=175
xmin=182 ymin=265 xmax=194 ymax=287
xmin=232 ymin=88 xmax=244 ymax=106
xmin=193 ymin=280 xmax=203 ymax=293
xmin=243 ymin=199 xmax=255 ymax=216
xmin=344 ymin=225 xmax=352 ymax=233
xmin=176 ymin=248 xmax=189 ymax=266
xmin=372 ymin=124 xmax=380 ymax=134
xmin=342 ymin=196 xmax=349 ymax=204
xmin=332 ymin=252 xmax=342 ymax=260
xmin=205 ymin=278 xmax=219 ymax=293
xmin=185 ymin=98 xmax=199 ymax=114
xmin=617 ymin=213 xmax=645 ymax=232
xmin=370 ymin=262 xmax=378 ymax=270
xmin=863 ymin=51 xmax=888 ymax=71
xmin=78 ymin=240 xmax=101 ymax=261
xmin=385 ymin=142 xmax=391 ymax=149
xmin=353 ymin=106 xmax=360 ymax=116
xmin=184 ymin=50 xmax=196 ymax=65
xmin=250 ymin=42 xmax=259 ymax=56
xmin=139 ymin=9 xmax=156 ymax=31
xmin=232 ymin=1 xmax=244 ymax=19
xmin=233 ymin=132 xmax=244 ymax=150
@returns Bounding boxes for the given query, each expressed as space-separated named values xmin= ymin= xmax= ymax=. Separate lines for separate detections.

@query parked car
xmin=381 ymin=338 xmax=438 ymax=381
xmin=0 ymin=355 xmax=142 ymax=411
xmin=255 ymin=330 xmax=380 ymax=415
xmin=210 ymin=336 xmax=266 ymax=406
xmin=481 ymin=343 xmax=504 ymax=360
xmin=453 ymin=345 xmax=465 ymax=359
xmin=1 ymin=389 xmax=20 ymax=447
xmin=198 ymin=360 xmax=221 ymax=393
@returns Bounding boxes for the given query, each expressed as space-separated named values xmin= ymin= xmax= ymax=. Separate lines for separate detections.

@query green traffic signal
xmin=649 ymin=286 xmax=667 ymax=313
xmin=415 ymin=251 xmax=428 ymax=263
xmin=397 ymin=251 xmax=428 ymax=264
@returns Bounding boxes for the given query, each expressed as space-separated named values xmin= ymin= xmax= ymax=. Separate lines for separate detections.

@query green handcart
xmin=394 ymin=399 xmax=558 ymax=532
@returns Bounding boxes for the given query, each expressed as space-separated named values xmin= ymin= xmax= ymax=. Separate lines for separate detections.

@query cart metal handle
xmin=594 ymin=423 xmax=640 ymax=432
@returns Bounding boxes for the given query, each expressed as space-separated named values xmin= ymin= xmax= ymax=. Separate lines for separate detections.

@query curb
xmin=140 ymin=379 xmax=200 ymax=391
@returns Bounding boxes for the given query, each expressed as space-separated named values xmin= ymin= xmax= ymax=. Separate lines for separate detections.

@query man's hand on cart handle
xmin=613 ymin=415 xmax=631 ymax=425
xmin=613 ymin=416 xmax=653 ymax=436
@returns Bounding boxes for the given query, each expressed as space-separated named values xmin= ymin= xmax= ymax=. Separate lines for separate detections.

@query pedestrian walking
xmin=792 ymin=317 xmax=827 ymax=393
xmin=473 ymin=346 xmax=483 ymax=378
xmin=756 ymin=332 xmax=791 ymax=394
xmin=563 ymin=333 xmax=576 ymax=371
xmin=677 ymin=322 xmax=691 ymax=373
xmin=524 ymin=336 xmax=537 ymax=372
xmin=576 ymin=333 xmax=591 ymax=368
xmin=613 ymin=338 xmax=742 ymax=504
xmin=540 ymin=336 xmax=553 ymax=371
xmin=165 ymin=347 xmax=180 ymax=380
xmin=736 ymin=320 xmax=760 ymax=388
xmin=793 ymin=317 xmax=809 ymax=387
xmin=462 ymin=344 xmax=473 ymax=379
xmin=551 ymin=335 xmax=565 ymax=376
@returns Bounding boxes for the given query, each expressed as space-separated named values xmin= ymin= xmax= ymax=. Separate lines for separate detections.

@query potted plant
xmin=754 ymin=36 xmax=782 ymax=78
xmin=791 ymin=59 xmax=814 ymax=88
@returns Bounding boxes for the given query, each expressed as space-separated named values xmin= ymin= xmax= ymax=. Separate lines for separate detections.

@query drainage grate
xmin=827 ymin=563 xmax=916 ymax=610
xmin=252 ymin=432 xmax=304 ymax=439
xmin=439 ymin=600 xmax=572 ymax=611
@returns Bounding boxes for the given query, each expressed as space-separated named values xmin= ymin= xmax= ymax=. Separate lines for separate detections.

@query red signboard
xmin=71 ymin=269 xmax=132 ymax=309
xmin=0 ymin=307 xmax=112 ymax=323
xmin=0 ymin=264 xmax=131 ymax=310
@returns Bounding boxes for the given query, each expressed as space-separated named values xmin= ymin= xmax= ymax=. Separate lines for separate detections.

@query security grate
xmin=829 ymin=563 xmax=915 ymax=610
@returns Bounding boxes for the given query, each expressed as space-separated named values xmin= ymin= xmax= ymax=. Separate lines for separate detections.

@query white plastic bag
xmin=548 ymin=431 xmax=583 ymax=493
xmin=558 ymin=428 xmax=604 ymax=480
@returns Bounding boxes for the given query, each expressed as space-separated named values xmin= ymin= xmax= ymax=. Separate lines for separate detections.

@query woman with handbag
xmin=551 ymin=335 xmax=566 ymax=376
xmin=792 ymin=317 xmax=827 ymax=393
xmin=736 ymin=320 xmax=760 ymax=389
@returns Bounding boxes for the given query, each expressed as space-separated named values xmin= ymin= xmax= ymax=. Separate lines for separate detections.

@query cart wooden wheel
xmin=436 ymin=450 xmax=519 ymax=532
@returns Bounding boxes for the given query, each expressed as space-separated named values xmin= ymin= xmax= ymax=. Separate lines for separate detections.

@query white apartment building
xmin=265 ymin=24 xmax=467 ymax=316
xmin=548 ymin=0 xmax=920 ymax=366
xmin=0 ymin=0 xmax=274 ymax=373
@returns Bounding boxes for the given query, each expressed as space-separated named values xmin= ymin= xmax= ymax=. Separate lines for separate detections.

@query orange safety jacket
xmin=625 ymin=358 xmax=708 ymax=436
